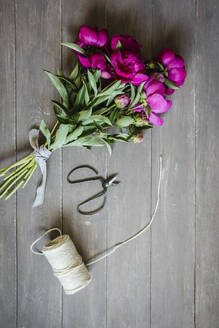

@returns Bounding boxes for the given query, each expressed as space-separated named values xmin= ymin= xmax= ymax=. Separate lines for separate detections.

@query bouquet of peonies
xmin=0 ymin=26 xmax=186 ymax=205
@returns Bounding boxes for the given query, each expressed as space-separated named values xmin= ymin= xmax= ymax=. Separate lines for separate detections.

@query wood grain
xmin=151 ymin=1 xmax=196 ymax=327
xmin=196 ymin=1 xmax=219 ymax=327
xmin=0 ymin=1 xmax=16 ymax=327
xmin=15 ymin=1 xmax=62 ymax=327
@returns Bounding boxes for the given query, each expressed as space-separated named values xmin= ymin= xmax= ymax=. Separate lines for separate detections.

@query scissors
xmin=67 ymin=165 xmax=120 ymax=215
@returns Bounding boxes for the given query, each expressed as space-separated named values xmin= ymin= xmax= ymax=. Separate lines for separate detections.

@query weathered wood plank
xmin=151 ymin=1 xmax=196 ymax=327
xmin=196 ymin=1 xmax=219 ymax=327
xmin=62 ymin=1 xmax=107 ymax=327
xmin=105 ymin=1 xmax=152 ymax=327
xmin=0 ymin=1 xmax=16 ymax=327
xmin=16 ymin=1 xmax=62 ymax=327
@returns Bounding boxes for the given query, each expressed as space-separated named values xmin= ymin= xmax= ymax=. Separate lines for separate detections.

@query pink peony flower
xmin=158 ymin=48 xmax=186 ymax=89
xmin=132 ymin=77 xmax=172 ymax=126
xmin=114 ymin=95 xmax=130 ymax=108
xmin=111 ymin=35 xmax=142 ymax=53
xmin=78 ymin=26 xmax=108 ymax=48
xmin=110 ymin=49 xmax=148 ymax=85
xmin=78 ymin=53 xmax=112 ymax=79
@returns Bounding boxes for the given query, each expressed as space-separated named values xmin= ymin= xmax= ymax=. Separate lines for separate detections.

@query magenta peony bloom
xmin=132 ymin=132 xmax=144 ymax=144
xmin=114 ymin=95 xmax=130 ymax=108
xmin=78 ymin=26 xmax=108 ymax=48
xmin=133 ymin=77 xmax=172 ymax=126
xmin=110 ymin=49 xmax=148 ymax=85
xmin=111 ymin=35 xmax=142 ymax=53
xmin=158 ymin=48 xmax=186 ymax=88
xmin=78 ymin=53 xmax=112 ymax=79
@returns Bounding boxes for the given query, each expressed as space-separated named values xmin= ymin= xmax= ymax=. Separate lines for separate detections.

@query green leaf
xmin=109 ymin=107 xmax=118 ymax=123
xmin=94 ymin=69 xmax=101 ymax=82
xmin=52 ymin=100 xmax=69 ymax=116
xmin=44 ymin=71 xmax=69 ymax=108
xmin=57 ymin=67 xmax=63 ymax=76
xmin=130 ymin=81 xmax=145 ymax=107
xmin=66 ymin=136 xmax=105 ymax=147
xmin=40 ymin=120 xmax=51 ymax=146
xmin=74 ymin=84 xmax=86 ymax=107
xmin=77 ymin=108 xmax=92 ymax=122
xmin=116 ymin=116 xmax=134 ymax=128
xmin=61 ymin=42 xmax=85 ymax=55
xmin=69 ymin=63 xmax=79 ymax=80
xmin=164 ymin=78 xmax=179 ymax=90
xmin=104 ymin=54 xmax=112 ymax=64
xmin=83 ymin=81 xmax=90 ymax=105
xmin=82 ymin=114 xmax=112 ymax=126
xmin=66 ymin=126 xmax=84 ymax=143
xmin=87 ymin=70 xmax=97 ymax=96
xmin=94 ymin=107 xmax=109 ymax=115
xmin=130 ymin=84 xmax=136 ymax=104
xmin=90 ymin=95 xmax=110 ymax=107
xmin=50 ymin=124 xmax=71 ymax=150
xmin=100 ymin=138 xmax=112 ymax=155
xmin=108 ymin=134 xmax=129 ymax=142
xmin=157 ymin=62 xmax=164 ymax=70
xmin=115 ymin=40 xmax=122 ymax=49
xmin=100 ymin=80 xmax=122 ymax=96
xmin=58 ymin=76 xmax=77 ymax=90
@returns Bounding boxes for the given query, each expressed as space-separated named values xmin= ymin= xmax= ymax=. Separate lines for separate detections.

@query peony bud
xmin=154 ymin=72 xmax=165 ymax=83
xmin=134 ymin=113 xmax=149 ymax=127
xmin=132 ymin=132 xmax=144 ymax=144
xmin=114 ymin=95 xmax=130 ymax=108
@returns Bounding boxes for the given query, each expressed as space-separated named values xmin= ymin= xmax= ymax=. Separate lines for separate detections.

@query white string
xmin=30 ymin=227 xmax=62 ymax=255
xmin=86 ymin=155 xmax=163 ymax=266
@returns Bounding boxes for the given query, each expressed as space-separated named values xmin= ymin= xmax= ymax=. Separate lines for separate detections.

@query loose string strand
xmin=86 ymin=155 xmax=163 ymax=266
xmin=30 ymin=227 xmax=62 ymax=255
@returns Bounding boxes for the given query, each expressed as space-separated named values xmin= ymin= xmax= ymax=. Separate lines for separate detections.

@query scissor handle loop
xmin=67 ymin=165 xmax=100 ymax=184
xmin=77 ymin=192 xmax=107 ymax=215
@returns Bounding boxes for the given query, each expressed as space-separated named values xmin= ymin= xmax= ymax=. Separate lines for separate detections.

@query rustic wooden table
xmin=0 ymin=0 xmax=218 ymax=327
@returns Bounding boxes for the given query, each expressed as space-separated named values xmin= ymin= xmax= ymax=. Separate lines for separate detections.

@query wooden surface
xmin=0 ymin=0 xmax=218 ymax=327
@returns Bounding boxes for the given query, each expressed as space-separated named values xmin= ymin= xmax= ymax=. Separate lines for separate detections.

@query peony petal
xmin=97 ymin=29 xmax=108 ymax=47
xmin=168 ymin=68 xmax=186 ymax=85
xmin=78 ymin=56 xmax=91 ymax=68
xmin=78 ymin=26 xmax=98 ymax=46
xmin=111 ymin=35 xmax=141 ymax=52
xmin=147 ymin=94 xmax=172 ymax=113
xmin=167 ymin=56 xmax=185 ymax=69
xmin=111 ymin=35 xmax=122 ymax=50
xmin=166 ymin=88 xmax=175 ymax=95
xmin=149 ymin=112 xmax=164 ymax=126
xmin=90 ymin=53 xmax=107 ymax=69
xmin=159 ymin=47 xmax=175 ymax=66
xmin=110 ymin=50 xmax=123 ymax=66
xmin=132 ymin=103 xmax=145 ymax=112
xmin=131 ymin=73 xmax=149 ymax=85
xmin=101 ymin=70 xmax=112 ymax=79
xmin=146 ymin=80 xmax=165 ymax=96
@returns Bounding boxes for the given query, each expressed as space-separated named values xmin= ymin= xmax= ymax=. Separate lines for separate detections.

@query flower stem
xmin=0 ymin=167 xmax=29 ymax=199
xmin=22 ymin=163 xmax=37 ymax=188
xmin=0 ymin=154 xmax=33 ymax=176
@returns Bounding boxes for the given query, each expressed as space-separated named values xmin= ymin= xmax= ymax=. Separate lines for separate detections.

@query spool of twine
xmin=31 ymin=229 xmax=91 ymax=295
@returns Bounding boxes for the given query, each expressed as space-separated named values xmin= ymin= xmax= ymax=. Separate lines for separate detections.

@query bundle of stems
xmin=0 ymin=121 xmax=59 ymax=200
